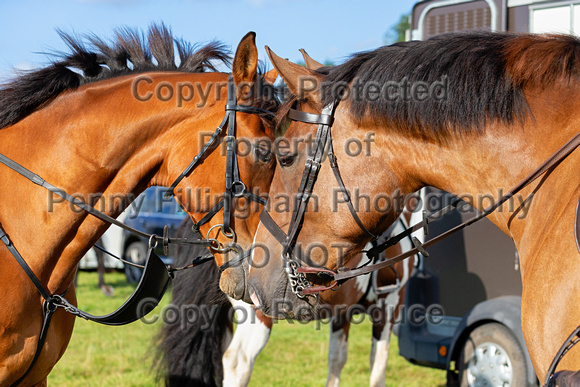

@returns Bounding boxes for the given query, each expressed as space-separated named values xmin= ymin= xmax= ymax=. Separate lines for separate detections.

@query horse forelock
xmin=0 ymin=23 xmax=232 ymax=130
xmin=318 ymin=31 xmax=580 ymax=142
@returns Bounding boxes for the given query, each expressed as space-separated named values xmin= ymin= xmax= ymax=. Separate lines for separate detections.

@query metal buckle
xmin=148 ymin=235 xmax=158 ymax=249
xmin=231 ymin=181 xmax=247 ymax=197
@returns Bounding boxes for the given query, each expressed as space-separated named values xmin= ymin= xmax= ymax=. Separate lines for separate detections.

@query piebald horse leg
xmin=369 ymin=281 xmax=409 ymax=387
xmin=223 ymin=299 xmax=272 ymax=387
xmin=326 ymin=313 xmax=350 ymax=387
xmin=369 ymin=294 xmax=395 ymax=387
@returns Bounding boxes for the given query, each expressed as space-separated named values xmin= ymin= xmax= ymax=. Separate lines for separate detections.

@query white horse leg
xmin=326 ymin=314 xmax=351 ymax=387
xmin=369 ymin=292 xmax=399 ymax=387
xmin=223 ymin=298 xmax=272 ymax=387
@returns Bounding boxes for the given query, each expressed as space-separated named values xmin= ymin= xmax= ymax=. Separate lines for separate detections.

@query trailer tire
xmin=458 ymin=323 xmax=528 ymax=387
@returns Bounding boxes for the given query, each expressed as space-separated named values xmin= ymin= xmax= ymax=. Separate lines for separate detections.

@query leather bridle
xmin=164 ymin=74 xmax=273 ymax=270
xmin=0 ymin=74 xmax=274 ymax=386
xmin=259 ymin=99 xmax=380 ymax=298
xmin=258 ymin=97 xmax=580 ymax=386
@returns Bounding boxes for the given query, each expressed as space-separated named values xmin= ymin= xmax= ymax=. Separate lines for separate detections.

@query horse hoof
xmin=100 ymin=285 xmax=114 ymax=297
xmin=550 ymin=370 xmax=580 ymax=387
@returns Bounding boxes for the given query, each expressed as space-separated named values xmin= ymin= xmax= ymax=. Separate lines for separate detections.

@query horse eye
xmin=255 ymin=147 xmax=272 ymax=162
xmin=278 ymin=154 xmax=296 ymax=167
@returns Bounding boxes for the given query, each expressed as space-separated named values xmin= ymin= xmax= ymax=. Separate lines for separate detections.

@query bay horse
xmin=159 ymin=212 xmax=416 ymax=387
xmin=0 ymin=25 xmax=278 ymax=386
xmin=248 ymin=32 xmax=580 ymax=385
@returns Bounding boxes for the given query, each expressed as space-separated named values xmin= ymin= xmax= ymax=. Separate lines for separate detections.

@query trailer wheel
xmin=124 ymin=241 xmax=146 ymax=284
xmin=458 ymin=323 xmax=528 ymax=387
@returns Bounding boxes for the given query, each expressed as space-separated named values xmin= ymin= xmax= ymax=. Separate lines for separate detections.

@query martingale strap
xmin=1 ymin=224 xmax=170 ymax=386
xmin=0 ymin=225 xmax=170 ymax=325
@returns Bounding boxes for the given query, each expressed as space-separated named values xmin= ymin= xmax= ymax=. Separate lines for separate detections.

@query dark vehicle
xmin=123 ymin=187 xmax=187 ymax=283
xmin=397 ymin=188 xmax=538 ymax=386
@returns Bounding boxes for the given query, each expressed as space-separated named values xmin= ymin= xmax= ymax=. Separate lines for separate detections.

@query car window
xmin=127 ymin=187 xmax=186 ymax=217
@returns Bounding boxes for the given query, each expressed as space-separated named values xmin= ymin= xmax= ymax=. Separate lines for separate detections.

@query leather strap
xmin=193 ymin=199 xmax=225 ymax=231
xmin=164 ymin=124 xmax=225 ymax=199
xmin=0 ymin=153 xmax=212 ymax=249
xmin=0 ymin=224 xmax=171 ymax=325
xmin=544 ymin=325 xmax=580 ymax=386
xmin=165 ymin=74 xmax=269 ymax=234
xmin=259 ymin=209 xmax=324 ymax=268
xmin=575 ymin=196 xmax=580 ymax=253
xmin=223 ymin=75 xmax=237 ymax=231
xmin=288 ymin=108 xmax=334 ymax=125
xmin=327 ymin=137 xmax=377 ymax=241
xmin=260 ymin=101 xmax=379 ymax=270
xmin=226 ymin=104 xmax=275 ymax=117
xmin=10 ymin=299 xmax=57 ymax=387
xmin=334 ymin=130 xmax=580 ymax=282
xmin=284 ymin=103 xmax=335 ymax=257
xmin=218 ymin=246 xmax=249 ymax=272
xmin=0 ymin=227 xmax=50 ymax=300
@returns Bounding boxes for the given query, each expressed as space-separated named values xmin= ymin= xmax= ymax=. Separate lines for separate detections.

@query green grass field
xmin=48 ymin=271 xmax=445 ymax=386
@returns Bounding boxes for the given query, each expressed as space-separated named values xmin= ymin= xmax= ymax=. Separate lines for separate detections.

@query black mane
xmin=320 ymin=31 xmax=580 ymax=140
xmin=0 ymin=24 xmax=231 ymax=129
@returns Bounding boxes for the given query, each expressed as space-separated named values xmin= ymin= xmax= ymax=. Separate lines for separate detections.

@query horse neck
xmin=382 ymin=116 xmax=580 ymax=246
xmin=0 ymin=72 xmax=228 ymax=292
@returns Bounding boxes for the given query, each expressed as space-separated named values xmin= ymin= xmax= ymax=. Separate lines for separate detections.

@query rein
xmin=0 ymin=74 xmax=273 ymax=386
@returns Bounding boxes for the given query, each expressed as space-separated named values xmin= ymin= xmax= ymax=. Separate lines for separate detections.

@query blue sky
xmin=0 ymin=0 xmax=416 ymax=80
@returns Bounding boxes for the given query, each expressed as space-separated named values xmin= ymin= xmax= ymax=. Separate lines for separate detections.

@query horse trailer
xmin=397 ymin=188 xmax=538 ymax=386
xmin=396 ymin=2 xmax=580 ymax=385
xmin=410 ymin=0 xmax=580 ymax=39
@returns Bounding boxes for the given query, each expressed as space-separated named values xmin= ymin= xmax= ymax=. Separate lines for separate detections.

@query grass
xmin=49 ymin=272 xmax=445 ymax=386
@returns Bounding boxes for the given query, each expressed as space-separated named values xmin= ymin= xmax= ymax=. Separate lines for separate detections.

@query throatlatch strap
xmin=327 ymin=137 xmax=377 ymax=241
xmin=164 ymin=124 xmax=225 ymax=199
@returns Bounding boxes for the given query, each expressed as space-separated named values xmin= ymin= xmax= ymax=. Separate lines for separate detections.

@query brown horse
xmin=0 ymin=26 xmax=278 ymax=386
xmin=248 ymin=32 xmax=580 ymax=384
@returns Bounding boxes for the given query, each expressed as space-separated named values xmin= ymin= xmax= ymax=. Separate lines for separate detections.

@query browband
xmin=225 ymin=104 xmax=276 ymax=117
xmin=288 ymin=108 xmax=334 ymax=126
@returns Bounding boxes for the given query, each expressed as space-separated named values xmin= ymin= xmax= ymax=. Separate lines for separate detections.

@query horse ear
xmin=265 ymin=46 xmax=323 ymax=102
xmin=263 ymin=68 xmax=278 ymax=84
xmin=299 ymin=48 xmax=325 ymax=70
xmin=233 ymin=32 xmax=259 ymax=95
